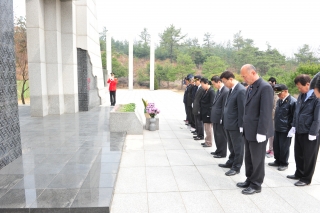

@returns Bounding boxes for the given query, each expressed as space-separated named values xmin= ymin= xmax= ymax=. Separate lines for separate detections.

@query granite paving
xmin=111 ymin=89 xmax=320 ymax=213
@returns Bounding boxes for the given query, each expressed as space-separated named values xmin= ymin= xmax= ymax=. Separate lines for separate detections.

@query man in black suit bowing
xmin=219 ymin=71 xmax=246 ymax=176
xmin=192 ymin=76 xmax=205 ymax=140
xmin=238 ymin=64 xmax=274 ymax=195
xmin=210 ymin=75 xmax=229 ymax=158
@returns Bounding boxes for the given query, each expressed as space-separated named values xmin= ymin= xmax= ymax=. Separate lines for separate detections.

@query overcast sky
xmin=13 ymin=0 xmax=320 ymax=57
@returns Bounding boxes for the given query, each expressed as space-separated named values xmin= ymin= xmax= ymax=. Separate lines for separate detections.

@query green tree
xmin=14 ymin=16 xmax=29 ymax=104
xmin=294 ymin=44 xmax=319 ymax=64
xmin=189 ymin=48 xmax=205 ymax=69
xmin=202 ymin=56 xmax=228 ymax=78
xmin=139 ymin=28 xmax=150 ymax=44
xmin=112 ymin=57 xmax=128 ymax=77
xmin=99 ymin=27 xmax=107 ymax=51
xmin=159 ymin=25 xmax=187 ymax=63
xmin=134 ymin=28 xmax=151 ymax=58
xmin=155 ymin=62 xmax=172 ymax=88
xmin=168 ymin=54 xmax=195 ymax=88
xmin=203 ymin=32 xmax=215 ymax=49
xmin=233 ymin=31 xmax=245 ymax=51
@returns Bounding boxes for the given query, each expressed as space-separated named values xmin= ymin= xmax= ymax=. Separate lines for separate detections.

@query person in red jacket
xmin=107 ymin=73 xmax=118 ymax=106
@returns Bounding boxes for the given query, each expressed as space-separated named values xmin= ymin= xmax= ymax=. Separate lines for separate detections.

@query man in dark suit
xmin=183 ymin=77 xmax=189 ymax=124
xmin=219 ymin=71 xmax=246 ymax=176
xmin=186 ymin=75 xmax=196 ymax=129
xmin=192 ymin=76 xmax=205 ymax=140
xmin=268 ymin=84 xmax=296 ymax=171
xmin=199 ymin=78 xmax=215 ymax=147
xmin=237 ymin=64 xmax=274 ymax=195
xmin=210 ymin=75 xmax=229 ymax=158
xmin=286 ymin=74 xmax=320 ymax=186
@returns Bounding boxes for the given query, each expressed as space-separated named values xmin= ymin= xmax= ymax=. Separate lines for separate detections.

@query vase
xmin=149 ymin=117 xmax=156 ymax=131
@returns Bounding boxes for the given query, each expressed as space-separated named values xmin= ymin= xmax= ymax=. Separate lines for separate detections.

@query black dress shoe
xmin=287 ymin=175 xmax=299 ymax=180
xmin=268 ymin=162 xmax=279 ymax=167
xmin=242 ymin=187 xmax=261 ymax=195
xmin=218 ymin=163 xmax=232 ymax=168
xmin=214 ymin=155 xmax=226 ymax=158
xmin=193 ymin=132 xmax=197 ymax=135
xmin=202 ymin=144 xmax=212 ymax=147
xmin=201 ymin=143 xmax=205 ymax=145
xmin=210 ymin=151 xmax=217 ymax=155
xmin=193 ymin=135 xmax=198 ymax=138
xmin=236 ymin=181 xmax=250 ymax=188
xmin=191 ymin=131 xmax=196 ymax=133
xmin=278 ymin=166 xmax=288 ymax=171
xmin=294 ymin=181 xmax=309 ymax=186
xmin=225 ymin=169 xmax=239 ymax=176
xmin=194 ymin=137 xmax=204 ymax=140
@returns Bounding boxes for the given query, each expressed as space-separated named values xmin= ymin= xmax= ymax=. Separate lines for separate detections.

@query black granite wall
xmin=77 ymin=48 xmax=100 ymax=111
xmin=0 ymin=0 xmax=22 ymax=169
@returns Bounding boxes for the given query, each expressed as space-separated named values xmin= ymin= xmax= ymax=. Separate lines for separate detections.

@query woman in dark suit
xmin=200 ymin=78 xmax=215 ymax=147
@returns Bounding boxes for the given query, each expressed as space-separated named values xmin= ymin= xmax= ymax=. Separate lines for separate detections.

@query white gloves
xmin=309 ymin=135 xmax=316 ymax=141
xmin=192 ymin=103 xmax=193 ymax=107
xmin=287 ymin=127 xmax=296 ymax=137
xmin=256 ymin=134 xmax=266 ymax=143
xmin=239 ymin=127 xmax=243 ymax=133
xmin=220 ymin=119 xmax=222 ymax=124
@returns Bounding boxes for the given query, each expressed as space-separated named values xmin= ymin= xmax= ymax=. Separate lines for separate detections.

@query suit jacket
xmin=211 ymin=86 xmax=229 ymax=124
xmin=243 ymin=78 xmax=274 ymax=141
xmin=222 ymin=83 xmax=246 ymax=130
xmin=274 ymin=95 xmax=296 ymax=132
xmin=192 ymin=86 xmax=205 ymax=115
xmin=200 ymin=87 xmax=215 ymax=123
xmin=292 ymin=91 xmax=320 ymax=135
xmin=186 ymin=84 xmax=195 ymax=107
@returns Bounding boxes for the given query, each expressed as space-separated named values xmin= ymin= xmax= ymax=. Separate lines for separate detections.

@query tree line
xmin=99 ymin=25 xmax=320 ymax=93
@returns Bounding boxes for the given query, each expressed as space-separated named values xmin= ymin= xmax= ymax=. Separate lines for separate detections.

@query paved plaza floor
xmin=0 ymin=103 xmax=125 ymax=212
xmin=1 ymin=89 xmax=320 ymax=213
xmin=111 ymin=89 xmax=320 ymax=213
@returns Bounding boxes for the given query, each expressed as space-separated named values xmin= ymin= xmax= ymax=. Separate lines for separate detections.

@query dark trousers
xmin=184 ymin=103 xmax=187 ymax=120
xmin=213 ymin=123 xmax=227 ymax=156
xmin=273 ymin=131 xmax=292 ymax=166
xmin=294 ymin=133 xmax=320 ymax=184
xmin=187 ymin=106 xmax=195 ymax=128
xmin=109 ymin=91 xmax=116 ymax=105
xmin=194 ymin=114 xmax=204 ymax=138
xmin=244 ymin=139 xmax=267 ymax=190
xmin=225 ymin=130 xmax=244 ymax=171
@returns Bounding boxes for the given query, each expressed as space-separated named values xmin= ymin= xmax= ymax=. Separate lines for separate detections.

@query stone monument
xmin=0 ymin=0 xmax=22 ymax=169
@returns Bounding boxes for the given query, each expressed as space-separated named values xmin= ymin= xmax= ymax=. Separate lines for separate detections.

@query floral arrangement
xmin=142 ymin=98 xmax=148 ymax=113
xmin=146 ymin=103 xmax=160 ymax=118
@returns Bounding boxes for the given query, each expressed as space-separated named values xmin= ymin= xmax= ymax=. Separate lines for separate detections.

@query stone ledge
xmin=109 ymin=105 xmax=143 ymax=135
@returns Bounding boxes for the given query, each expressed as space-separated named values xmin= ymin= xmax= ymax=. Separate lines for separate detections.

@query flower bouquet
xmin=146 ymin=103 xmax=160 ymax=118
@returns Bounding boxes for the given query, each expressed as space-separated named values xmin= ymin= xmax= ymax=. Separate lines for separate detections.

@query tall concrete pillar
xmin=44 ymin=0 xmax=64 ymax=114
xmin=26 ymin=0 xmax=49 ymax=116
xmin=150 ymin=35 xmax=155 ymax=91
xmin=0 ymin=0 xmax=22 ymax=168
xmin=75 ymin=0 xmax=106 ymax=105
xmin=128 ymin=36 xmax=133 ymax=90
xmin=61 ymin=0 xmax=78 ymax=113
xmin=106 ymin=32 xmax=112 ymax=75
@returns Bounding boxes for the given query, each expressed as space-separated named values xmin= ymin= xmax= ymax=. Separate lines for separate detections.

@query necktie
xmin=214 ymin=90 xmax=220 ymax=101
xmin=225 ymin=89 xmax=232 ymax=105
xmin=248 ymin=85 xmax=253 ymax=98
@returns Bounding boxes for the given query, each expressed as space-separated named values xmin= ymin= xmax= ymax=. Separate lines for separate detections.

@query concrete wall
xmin=26 ymin=0 xmax=105 ymax=116
xmin=0 ymin=0 xmax=22 ymax=169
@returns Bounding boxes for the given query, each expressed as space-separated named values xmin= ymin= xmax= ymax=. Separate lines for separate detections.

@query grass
xmin=118 ymin=103 xmax=136 ymax=112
